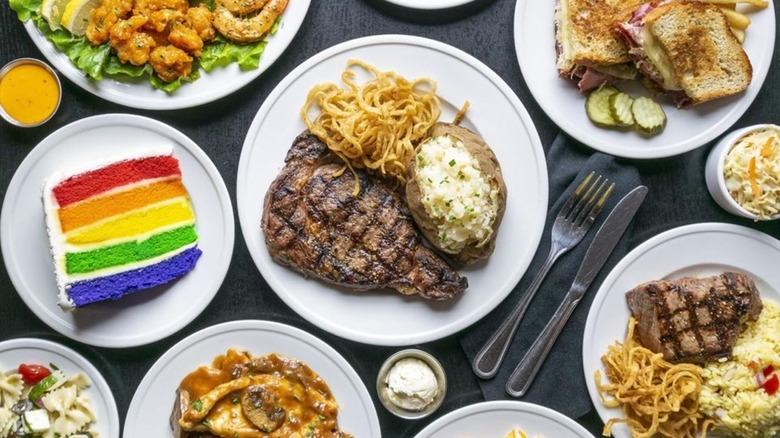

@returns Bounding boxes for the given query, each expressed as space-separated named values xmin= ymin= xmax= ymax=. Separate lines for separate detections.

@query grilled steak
xmin=626 ymin=272 xmax=762 ymax=363
xmin=262 ymin=131 xmax=467 ymax=300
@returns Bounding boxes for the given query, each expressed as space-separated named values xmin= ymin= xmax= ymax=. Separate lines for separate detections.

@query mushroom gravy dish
xmin=170 ymin=348 xmax=353 ymax=438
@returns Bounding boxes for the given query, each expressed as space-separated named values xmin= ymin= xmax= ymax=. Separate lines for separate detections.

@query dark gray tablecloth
xmin=461 ymin=135 xmax=643 ymax=419
xmin=1 ymin=0 xmax=778 ymax=437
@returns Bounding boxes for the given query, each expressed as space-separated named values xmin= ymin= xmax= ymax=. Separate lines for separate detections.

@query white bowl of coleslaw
xmin=705 ymin=124 xmax=780 ymax=221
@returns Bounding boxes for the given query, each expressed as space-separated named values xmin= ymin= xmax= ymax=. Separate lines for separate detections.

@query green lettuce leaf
xmin=200 ymin=37 xmax=267 ymax=72
xmin=9 ymin=0 xmax=40 ymax=22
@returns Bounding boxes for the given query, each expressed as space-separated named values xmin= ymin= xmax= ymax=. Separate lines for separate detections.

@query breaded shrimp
xmin=185 ymin=4 xmax=215 ymax=42
xmin=110 ymin=16 xmax=156 ymax=65
xmin=149 ymin=45 xmax=193 ymax=82
xmin=133 ymin=0 xmax=188 ymax=16
xmin=213 ymin=0 xmax=287 ymax=44
xmin=216 ymin=0 xmax=269 ymax=16
xmin=168 ymin=21 xmax=204 ymax=57
xmin=146 ymin=8 xmax=183 ymax=33
xmin=86 ymin=0 xmax=133 ymax=45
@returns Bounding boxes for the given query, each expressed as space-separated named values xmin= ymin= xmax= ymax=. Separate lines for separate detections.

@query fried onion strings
xmin=595 ymin=317 xmax=714 ymax=438
xmin=301 ymin=59 xmax=441 ymax=194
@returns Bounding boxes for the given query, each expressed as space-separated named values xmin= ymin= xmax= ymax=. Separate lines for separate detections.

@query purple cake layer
xmin=67 ymin=247 xmax=202 ymax=307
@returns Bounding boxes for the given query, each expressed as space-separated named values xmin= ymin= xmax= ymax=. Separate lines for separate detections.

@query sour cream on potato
xmin=414 ymin=134 xmax=500 ymax=253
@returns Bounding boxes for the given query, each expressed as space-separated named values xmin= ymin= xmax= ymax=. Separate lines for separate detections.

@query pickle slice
xmin=609 ymin=92 xmax=635 ymax=126
xmin=632 ymin=96 xmax=666 ymax=135
xmin=585 ymin=86 xmax=619 ymax=127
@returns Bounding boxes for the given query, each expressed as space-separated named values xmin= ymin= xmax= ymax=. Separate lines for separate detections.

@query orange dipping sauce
xmin=0 ymin=60 xmax=61 ymax=126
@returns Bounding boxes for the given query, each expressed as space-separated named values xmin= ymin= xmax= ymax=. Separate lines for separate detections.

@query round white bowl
xmin=705 ymin=123 xmax=780 ymax=221
xmin=376 ymin=349 xmax=447 ymax=420
xmin=0 ymin=58 xmax=61 ymax=127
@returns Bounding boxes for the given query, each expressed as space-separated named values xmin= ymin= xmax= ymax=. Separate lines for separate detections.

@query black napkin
xmin=460 ymin=133 xmax=642 ymax=419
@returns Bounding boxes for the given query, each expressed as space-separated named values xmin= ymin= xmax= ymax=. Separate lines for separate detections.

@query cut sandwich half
xmin=555 ymin=0 xmax=644 ymax=91
xmin=616 ymin=0 xmax=752 ymax=107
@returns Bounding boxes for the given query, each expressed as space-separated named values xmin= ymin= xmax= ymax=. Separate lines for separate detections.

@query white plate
xmin=124 ymin=320 xmax=381 ymax=437
xmin=583 ymin=223 xmax=780 ymax=438
xmin=236 ymin=34 xmax=548 ymax=346
xmin=0 ymin=338 xmax=120 ymax=438
xmin=413 ymin=400 xmax=594 ymax=437
xmin=21 ymin=0 xmax=310 ymax=110
xmin=0 ymin=114 xmax=234 ymax=348
xmin=380 ymin=0 xmax=481 ymax=9
xmin=514 ymin=0 xmax=776 ymax=159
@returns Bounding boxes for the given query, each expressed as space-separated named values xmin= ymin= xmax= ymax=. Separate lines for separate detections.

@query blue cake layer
xmin=67 ymin=247 xmax=202 ymax=307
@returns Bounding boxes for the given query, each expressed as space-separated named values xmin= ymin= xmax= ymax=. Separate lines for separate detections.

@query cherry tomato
xmin=18 ymin=363 xmax=51 ymax=385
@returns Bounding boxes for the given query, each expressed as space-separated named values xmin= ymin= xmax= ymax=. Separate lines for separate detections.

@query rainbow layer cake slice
xmin=42 ymin=147 xmax=202 ymax=311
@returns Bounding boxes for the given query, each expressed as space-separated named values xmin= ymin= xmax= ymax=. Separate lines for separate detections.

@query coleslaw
xmin=723 ymin=127 xmax=780 ymax=220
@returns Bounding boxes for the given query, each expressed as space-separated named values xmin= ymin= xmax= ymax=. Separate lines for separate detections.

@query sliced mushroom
xmin=169 ymin=388 xmax=190 ymax=438
xmin=240 ymin=385 xmax=285 ymax=432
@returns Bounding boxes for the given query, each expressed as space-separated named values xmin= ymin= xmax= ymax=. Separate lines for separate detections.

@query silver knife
xmin=505 ymin=185 xmax=648 ymax=397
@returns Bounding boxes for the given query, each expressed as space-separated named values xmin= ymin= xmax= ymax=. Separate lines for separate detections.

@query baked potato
xmin=406 ymin=122 xmax=507 ymax=267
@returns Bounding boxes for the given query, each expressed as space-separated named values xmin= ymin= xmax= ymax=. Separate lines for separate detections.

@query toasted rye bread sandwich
xmin=556 ymin=0 xmax=644 ymax=91
xmin=616 ymin=1 xmax=752 ymax=107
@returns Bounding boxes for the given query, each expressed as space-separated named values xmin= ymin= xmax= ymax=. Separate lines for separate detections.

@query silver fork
xmin=472 ymin=172 xmax=614 ymax=379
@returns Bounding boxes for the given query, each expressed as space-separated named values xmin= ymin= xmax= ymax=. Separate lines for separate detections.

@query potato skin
xmin=406 ymin=122 xmax=507 ymax=267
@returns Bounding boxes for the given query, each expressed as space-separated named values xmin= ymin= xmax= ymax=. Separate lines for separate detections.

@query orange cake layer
xmin=58 ymin=178 xmax=188 ymax=232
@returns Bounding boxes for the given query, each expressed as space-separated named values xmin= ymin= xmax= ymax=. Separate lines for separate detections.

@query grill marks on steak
xmin=262 ymin=132 xmax=467 ymax=300
xmin=626 ymin=272 xmax=762 ymax=363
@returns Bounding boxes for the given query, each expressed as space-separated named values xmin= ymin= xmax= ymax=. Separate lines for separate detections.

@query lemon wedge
xmin=39 ymin=0 xmax=71 ymax=30
xmin=59 ymin=0 xmax=99 ymax=36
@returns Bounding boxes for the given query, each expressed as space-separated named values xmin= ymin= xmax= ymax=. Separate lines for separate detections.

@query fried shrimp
xmin=109 ymin=16 xmax=156 ymax=65
xmin=86 ymin=0 xmax=132 ymax=44
xmin=146 ymin=9 xmax=183 ymax=33
xmin=213 ymin=0 xmax=287 ymax=44
xmin=149 ymin=45 xmax=193 ymax=82
xmin=217 ymin=0 xmax=269 ymax=15
xmin=185 ymin=5 xmax=215 ymax=42
xmin=168 ymin=21 xmax=204 ymax=56
xmin=133 ymin=0 xmax=188 ymax=15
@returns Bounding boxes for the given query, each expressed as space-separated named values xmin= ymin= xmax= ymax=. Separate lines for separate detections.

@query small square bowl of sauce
xmin=0 ymin=58 xmax=62 ymax=128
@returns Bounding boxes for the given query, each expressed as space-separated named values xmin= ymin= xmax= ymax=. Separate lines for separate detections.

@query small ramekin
xmin=376 ymin=349 xmax=447 ymax=420
xmin=0 ymin=58 xmax=62 ymax=128
xmin=705 ymin=124 xmax=780 ymax=221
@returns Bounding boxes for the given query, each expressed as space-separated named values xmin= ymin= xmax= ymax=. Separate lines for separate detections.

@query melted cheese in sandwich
xmin=556 ymin=0 xmax=574 ymax=70
xmin=639 ymin=27 xmax=681 ymax=90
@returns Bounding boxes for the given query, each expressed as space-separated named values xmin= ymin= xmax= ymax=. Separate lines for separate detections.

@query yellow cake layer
xmin=57 ymin=178 xmax=188 ymax=233
xmin=65 ymin=198 xmax=195 ymax=245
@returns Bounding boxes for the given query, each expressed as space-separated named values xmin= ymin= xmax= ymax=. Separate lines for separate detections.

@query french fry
xmin=702 ymin=0 xmax=768 ymax=8
xmin=719 ymin=7 xmax=751 ymax=30
xmin=731 ymin=27 xmax=746 ymax=43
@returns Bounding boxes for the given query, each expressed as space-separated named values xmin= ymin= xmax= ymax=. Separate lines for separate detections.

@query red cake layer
xmin=52 ymin=155 xmax=182 ymax=207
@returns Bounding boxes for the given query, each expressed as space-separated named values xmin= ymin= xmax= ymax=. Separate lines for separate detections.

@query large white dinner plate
xmin=413 ymin=400 xmax=594 ymax=437
xmin=124 ymin=320 xmax=380 ymax=437
xmin=0 ymin=338 xmax=120 ymax=438
xmin=21 ymin=0 xmax=310 ymax=110
xmin=583 ymin=223 xmax=780 ymax=438
xmin=237 ymin=34 xmax=548 ymax=346
xmin=514 ymin=0 xmax=776 ymax=159
xmin=0 ymin=114 xmax=234 ymax=348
